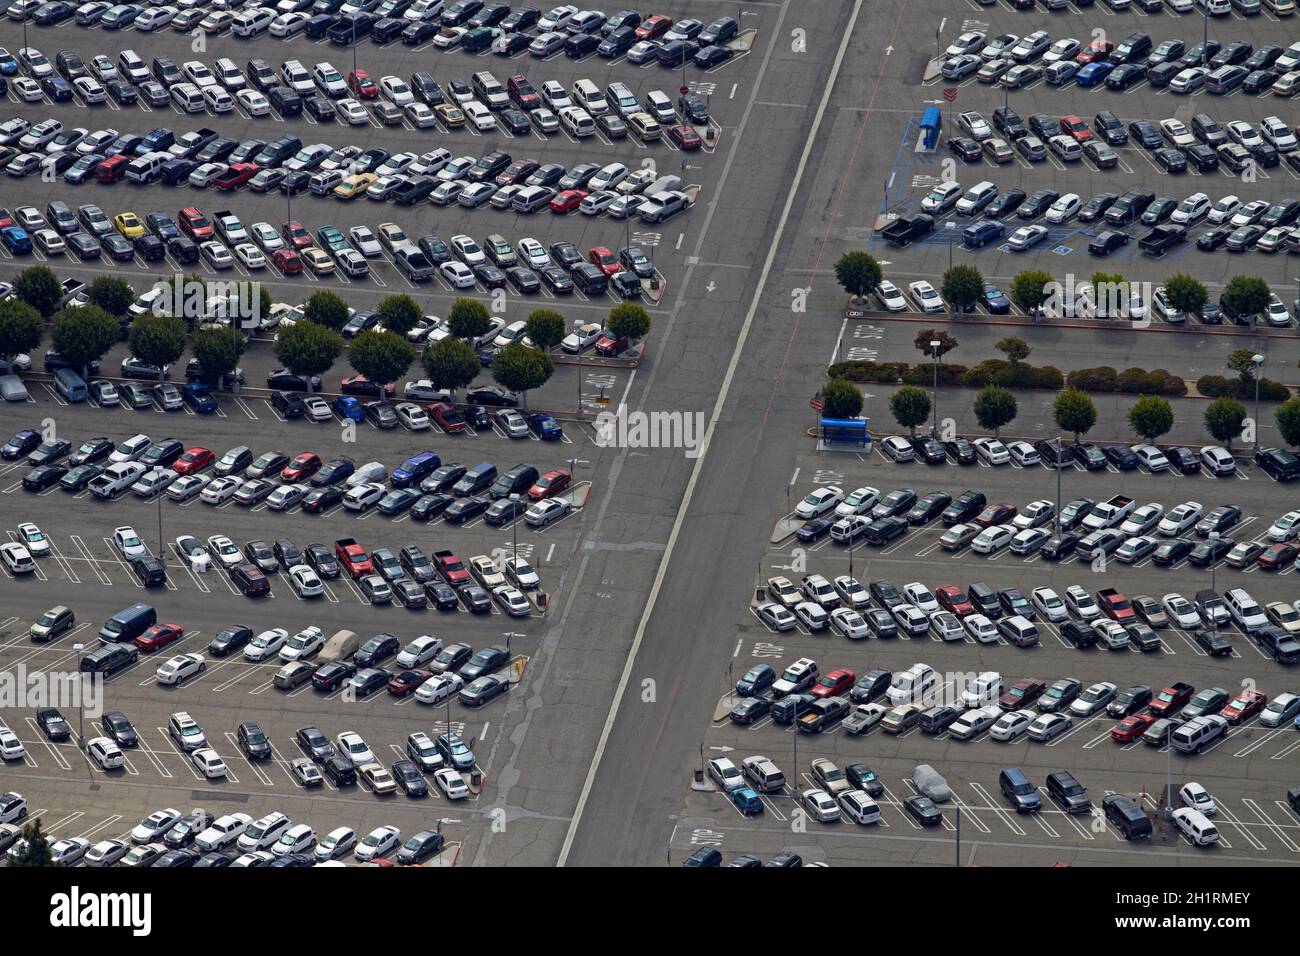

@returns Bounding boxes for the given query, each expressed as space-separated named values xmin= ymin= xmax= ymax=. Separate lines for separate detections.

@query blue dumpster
xmin=919 ymin=107 xmax=941 ymax=149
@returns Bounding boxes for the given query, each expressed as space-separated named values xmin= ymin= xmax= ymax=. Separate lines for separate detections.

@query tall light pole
xmin=930 ymin=339 xmax=941 ymax=437
xmin=1054 ymin=436 xmax=1063 ymax=532
xmin=1251 ymin=353 xmax=1264 ymax=453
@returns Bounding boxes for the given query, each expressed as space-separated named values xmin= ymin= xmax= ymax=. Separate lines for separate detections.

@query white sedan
xmin=113 ymin=526 xmax=147 ymax=560
xmin=337 ymin=98 xmax=369 ymax=125
xmin=830 ymin=608 xmax=870 ymax=639
xmin=493 ymin=585 xmax=531 ymax=617
xmin=251 ymin=222 xmax=283 ymax=252
xmin=156 ymin=653 xmax=205 ymax=685
xmin=0 ymin=726 xmax=25 ymax=761
xmin=192 ymin=748 xmax=227 ymax=779
xmin=206 ymin=534 xmax=242 ymax=568
xmin=348 ymin=226 xmax=381 ymax=256
xmin=1161 ymin=593 xmax=1201 ymax=629
xmin=434 ymin=768 xmax=470 ymax=800
xmin=173 ymin=535 xmax=211 ymax=572
xmin=236 ymin=89 xmax=271 ymax=117
xmin=463 ymin=101 xmax=496 ymax=132
xmin=244 ymin=628 xmax=289 ymax=661
xmin=234 ymin=243 xmax=266 ymax=269
xmin=875 ymin=280 xmax=908 ymax=311
xmin=416 ymin=672 xmax=463 ymax=705
xmin=1030 ymin=587 xmax=1068 ymax=622
xmin=315 ymin=827 xmax=356 ymax=861
xmin=201 ymin=476 xmax=242 ymax=505
xmin=15 ymin=522 xmax=49 ymax=557
xmin=354 ymin=825 xmax=401 ymax=862
xmin=440 ymin=261 xmax=476 ymax=289
xmin=1158 ymin=501 xmax=1203 ymax=536
xmin=989 ymin=709 xmax=1036 ymax=742
xmin=288 ymin=565 xmax=324 ymax=598
xmin=795 ymin=485 xmax=844 ymax=519
xmin=908 ymin=280 xmax=945 ymax=313
xmin=972 ymin=438 xmax=1010 ymax=465
xmin=971 ymin=524 xmax=1015 ymax=555
xmin=962 ymin=613 xmax=998 ymax=643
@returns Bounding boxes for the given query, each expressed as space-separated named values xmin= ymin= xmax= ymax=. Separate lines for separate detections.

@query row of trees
xmin=0 ymin=266 xmax=654 ymax=410
xmin=835 ymin=250 xmax=1278 ymax=320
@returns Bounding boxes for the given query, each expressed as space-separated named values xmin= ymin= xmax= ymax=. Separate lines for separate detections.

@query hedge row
xmin=826 ymin=359 xmax=1062 ymax=390
xmin=1065 ymin=366 xmax=1189 ymax=397
xmin=1196 ymin=375 xmax=1292 ymax=402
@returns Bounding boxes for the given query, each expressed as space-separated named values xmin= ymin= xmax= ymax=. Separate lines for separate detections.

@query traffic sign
xmin=810 ymin=396 xmax=824 ymax=412
xmin=942 ymin=87 xmax=957 ymax=103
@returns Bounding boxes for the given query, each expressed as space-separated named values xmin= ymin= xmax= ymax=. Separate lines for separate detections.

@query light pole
xmin=509 ymin=492 xmax=520 ymax=563
xmin=1054 ymin=436 xmax=1063 ymax=532
xmin=1251 ymin=353 xmax=1264 ymax=453
xmin=930 ymin=339 xmax=941 ymax=437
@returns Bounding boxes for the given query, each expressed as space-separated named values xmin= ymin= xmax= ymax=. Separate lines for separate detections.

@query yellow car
xmin=114 ymin=211 xmax=145 ymax=239
xmin=301 ymin=247 xmax=335 ymax=275
xmin=434 ymin=103 xmax=465 ymax=128
xmin=334 ymin=173 xmax=377 ymax=200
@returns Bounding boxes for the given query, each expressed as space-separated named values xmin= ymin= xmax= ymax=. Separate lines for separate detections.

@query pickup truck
xmin=1080 ymin=495 xmax=1134 ymax=531
xmin=213 ymin=210 xmax=248 ymax=245
xmin=333 ymin=538 xmax=372 ymax=578
xmin=1138 ymin=224 xmax=1186 ymax=257
xmin=1149 ymin=682 xmax=1194 ymax=716
xmin=880 ymin=213 xmax=935 ymax=247
xmin=1097 ymin=588 xmax=1136 ymax=624
xmin=89 ymin=461 xmax=146 ymax=499
xmin=797 ymin=697 xmax=850 ymax=734
xmin=170 ymin=127 xmax=218 ymax=159
xmin=434 ymin=549 xmax=470 ymax=586
xmin=57 ymin=278 xmax=86 ymax=309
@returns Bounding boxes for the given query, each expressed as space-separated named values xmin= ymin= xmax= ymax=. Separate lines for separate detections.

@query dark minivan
xmin=98 ymin=603 xmax=157 ymax=644
xmin=490 ymin=464 xmax=540 ymax=500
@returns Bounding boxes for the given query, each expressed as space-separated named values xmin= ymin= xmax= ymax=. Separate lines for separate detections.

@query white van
xmin=955 ymin=180 xmax=997 ymax=216
xmin=840 ymin=791 xmax=882 ymax=825
xmin=512 ymin=185 xmax=554 ymax=214
xmin=1172 ymin=807 xmax=1220 ymax=846
xmin=888 ymin=663 xmax=937 ymax=707
xmin=169 ymin=82 xmax=206 ymax=113
xmin=606 ymin=81 xmax=638 ymax=118
xmin=960 ymin=671 xmax=1002 ymax=709
xmin=740 ymin=755 xmax=784 ymax=793
xmin=570 ymin=79 xmax=608 ymax=116
xmin=1171 ymin=714 xmax=1228 ymax=754
xmin=558 ymin=105 xmax=595 ymax=137
xmin=231 ymin=7 xmax=274 ymax=36
xmin=124 ymin=151 xmax=167 ymax=184
xmin=309 ymin=169 xmax=344 ymax=196
xmin=1225 ymin=588 xmax=1268 ymax=633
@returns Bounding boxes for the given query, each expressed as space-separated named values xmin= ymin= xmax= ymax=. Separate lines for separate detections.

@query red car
xmin=177 ymin=207 xmax=213 ymax=240
xmin=1059 ymin=115 xmax=1092 ymax=143
xmin=936 ymin=585 xmax=974 ymax=617
xmin=594 ymin=333 xmax=629 ymax=357
xmin=507 ymin=73 xmax=540 ymax=110
xmin=588 ymin=245 xmax=619 ymax=276
xmin=134 ymin=622 xmax=183 ymax=653
xmin=1076 ymin=40 xmax=1114 ymax=64
xmin=549 ymin=189 xmax=587 ymax=213
xmin=347 ymin=69 xmax=378 ymax=99
xmin=1097 ymin=588 xmax=1135 ymax=624
xmin=0 ymin=208 xmax=13 ymax=230
xmin=387 ymin=669 xmax=433 ymax=697
xmin=428 ymin=402 xmax=467 ymax=434
xmin=272 ymin=249 xmax=303 ymax=274
xmin=281 ymin=220 xmax=312 ymax=250
xmin=1221 ymin=690 xmax=1267 ymax=724
xmin=973 ymin=503 xmax=1016 ymax=528
xmin=1150 ymin=682 xmax=1194 ymax=716
xmin=528 ymin=468 xmax=571 ymax=501
xmin=213 ymin=162 xmax=259 ymax=190
xmin=435 ymin=549 xmax=470 ymax=586
xmin=281 ymin=452 xmax=321 ymax=482
xmin=635 ymin=14 xmax=673 ymax=40
xmin=1111 ymin=712 xmax=1156 ymax=743
xmin=1258 ymin=542 xmax=1300 ymax=570
xmin=173 ymin=447 xmax=214 ymax=476
xmin=999 ymin=679 xmax=1045 ymax=710
xmin=667 ymin=124 xmax=702 ymax=150
xmin=809 ymin=668 xmax=856 ymax=699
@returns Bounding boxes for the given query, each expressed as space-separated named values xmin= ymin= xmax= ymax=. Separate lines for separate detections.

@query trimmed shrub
xmin=1067 ymin=366 xmax=1119 ymax=392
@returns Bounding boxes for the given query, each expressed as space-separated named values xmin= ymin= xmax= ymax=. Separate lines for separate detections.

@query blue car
xmin=100 ymin=3 xmax=143 ymax=28
xmin=1 ymin=226 xmax=32 ymax=254
xmin=730 ymin=787 xmax=764 ymax=816
xmin=528 ymin=413 xmax=563 ymax=441
xmin=391 ymin=450 xmax=440 ymax=487
xmin=330 ymin=395 xmax=364 ymax=421
xmin=2 ymin=429 xmax=42 ymax=460
xmin=139 ymin=128 xmax=174 ymax=154
xmin=0 ymin=49 xmax=17 ymax=76
xmin=1075 ymin=61 xmax=1116 ymax=87
xmin=982 ymin=284 xmax=1011 ymax=314
xmin=42 ymin=77 xmax=73 ymax=102
xmin=735 ymin=663 xmax=776 ymax=697
xmin=181 ymin=383 xmax=218 ymax=413
xmin=962 ymin=218 xmax=1005 ymax=249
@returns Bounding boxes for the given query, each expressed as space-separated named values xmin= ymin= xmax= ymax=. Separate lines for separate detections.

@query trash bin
xmin=470 ymin=768 xmax=483 ymax=789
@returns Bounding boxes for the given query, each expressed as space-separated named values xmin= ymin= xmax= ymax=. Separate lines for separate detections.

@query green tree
xmin=1221 ymin=276 xmax=1270 ymax=320
xmin=447 ymin=298 xmax=491 ymax=341
xmin=0 ymin=298 xmax=43 ymax=364
xmin=941 ymin=265 xmax=983 ymax=312
xmin=525 ymin=309 xmax=566 ymax=351
xmin=822 ymin=377 xmax=863 ymax=419
xmin=375 ymin=294 xmax=420 ymax=336
xmin=1127 ymin=395 xmax=1174 ymax=443
xmin=348 ymin=329 xmax=413 ymax=387
xmin=995 ymin=336 xmax=1031 ymax=365
xmin=1090 ymin=273 xmax=1125 ymax=319
xmin=190 ymin=326 xmax=244 ymax=385
xmin=1052 ymin=389 xmax=1097 ymax=443
xmin=86 ymin=276 xmax=135 ymax=317
xmin=273 ymin=319 xmax=343 ymax=380
xmin=12 ymin=266 xmax=62 ymax=318
xmin=889 ymin=386 xmax=930 ymax=436
xmin=1203 ymin=397 xmax=1247 ymax=449
xmin=422 ymin=337 xmax=480 ymax=398
xmin=10 ymin=819 xmax=51 ymax=867
xmin=973 ymin=385 xmax=1017 ymax=437
xmin=833 ymin=251 xmax=882 ymax=302
xmin=607 ymin=302 xmax=652 ymax=344
xmin=1010 ymin=270 xmax=1054 ymax=313
xmin=1276 ymin=397 xmax=1300 ymax=449
xmin=302 ymin=290 xmax=350 ymax=332
xmin=50 ymin=306 xmax=119 ymax=379
xmin=1163 ymin=273 xmax=1208 ymax=317
xmin=491 ymin=341 xmax=554 ymax=411
xmin=128 ymin=314 xmax=188 ymax=382
xmin=914 ymin=329 xmax=958 ymax=358
xmin=1227 ymin=349 xmax=1262 ymax=387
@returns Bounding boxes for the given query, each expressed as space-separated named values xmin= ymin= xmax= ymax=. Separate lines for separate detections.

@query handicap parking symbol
xmin=1052 ymin=245 xmax=1073 ymax=256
